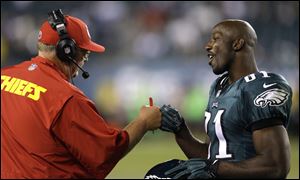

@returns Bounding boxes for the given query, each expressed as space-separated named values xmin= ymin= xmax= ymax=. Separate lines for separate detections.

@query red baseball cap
xmin=38 ymin=15 xmax=105 ymax=53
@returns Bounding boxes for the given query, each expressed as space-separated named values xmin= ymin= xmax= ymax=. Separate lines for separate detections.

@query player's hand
xmin=138 ymin=105 xmax=161 ymax=131
xmin=165 ymin=158 xmax=219 ymax=179
xmin=160 ymin=104 xmax=184 ymax=133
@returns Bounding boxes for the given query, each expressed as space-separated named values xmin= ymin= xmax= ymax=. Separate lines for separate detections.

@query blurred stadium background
xmin=1 ymin=1 xmax=298 ymax=179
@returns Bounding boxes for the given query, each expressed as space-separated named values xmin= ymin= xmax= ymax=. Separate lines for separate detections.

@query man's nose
xmin=205 ymin=41 xmax=212 ymax=52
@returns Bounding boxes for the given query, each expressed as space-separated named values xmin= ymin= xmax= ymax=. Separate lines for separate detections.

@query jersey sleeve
xmin=242 ymin=73 xmax=293 ymax=131
xmin=51 ymin=94 xmax=129 ymax=178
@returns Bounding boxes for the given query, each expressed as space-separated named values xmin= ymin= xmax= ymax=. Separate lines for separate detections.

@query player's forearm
xmin=217 ymin=125 xmax=289 ymax=178
xmin=175 ymin=124 xmax=208 ymax=159
xmin=123 ymin=118 xmax=147 ymax=155
xmin=217 ymin=156 xmax=289 ymax=178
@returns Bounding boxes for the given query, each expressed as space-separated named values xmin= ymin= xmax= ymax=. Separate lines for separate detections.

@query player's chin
xmin=212 ymin=67 xmax=224 ymax=75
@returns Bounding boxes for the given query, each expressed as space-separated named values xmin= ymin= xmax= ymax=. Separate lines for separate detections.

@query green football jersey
xmin=205 ymin=71 xmax=292 ymax=162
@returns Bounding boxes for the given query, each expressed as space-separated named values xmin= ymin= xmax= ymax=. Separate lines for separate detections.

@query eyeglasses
xmin=79 ymin=49 xmax=90 ymax=62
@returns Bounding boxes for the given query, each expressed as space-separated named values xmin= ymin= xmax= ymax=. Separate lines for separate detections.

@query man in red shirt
xmin=1 ymin=9 xmax=161 ymax=179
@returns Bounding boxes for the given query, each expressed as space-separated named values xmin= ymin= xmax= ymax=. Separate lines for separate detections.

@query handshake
xmin=159 ymin=104 xmax=185 ymax=134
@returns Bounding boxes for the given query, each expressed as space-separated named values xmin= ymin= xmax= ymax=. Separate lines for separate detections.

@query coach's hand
xmin=138 ymin=105 xmax=161 ymax=131
xmin=165 ymin=158 xmax=219 ymax=179
xmin=160 ymin=104 xmax=184 ymax=133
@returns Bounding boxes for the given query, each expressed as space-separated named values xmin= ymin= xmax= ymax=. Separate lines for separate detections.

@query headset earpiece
xmin=56 ymin=38 xmax=77 ymax=62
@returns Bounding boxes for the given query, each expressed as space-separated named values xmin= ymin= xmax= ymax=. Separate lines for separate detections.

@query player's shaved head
xmin=213 ymin=19 xmax=257 ymax=47
xmin=205 ymin=19 xmax=259 ymax=76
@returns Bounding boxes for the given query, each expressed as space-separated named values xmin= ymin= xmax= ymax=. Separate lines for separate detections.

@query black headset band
xmin=48 ymin=9 xmax=66 ymax=30
xmin=47 ymin=9 xmax=77 ymax=63
xmin=48 ymin=10 xmax=69 ymax=38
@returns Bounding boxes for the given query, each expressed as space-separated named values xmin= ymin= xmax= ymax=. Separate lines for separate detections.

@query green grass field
xmin=107 ymin=132 xmax=299 ymax=179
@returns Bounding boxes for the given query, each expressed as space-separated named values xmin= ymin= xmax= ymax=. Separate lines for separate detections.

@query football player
xmin=155 ymin=19 xmax=293 ymax=179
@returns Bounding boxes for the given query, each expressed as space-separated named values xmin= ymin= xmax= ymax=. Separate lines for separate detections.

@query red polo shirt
xmin=1 ymin=56 xmax=129 ymax=179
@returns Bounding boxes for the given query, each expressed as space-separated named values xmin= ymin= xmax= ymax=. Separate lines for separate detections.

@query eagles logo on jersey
xmin=254 ymin=88 xmax=289 ymax=108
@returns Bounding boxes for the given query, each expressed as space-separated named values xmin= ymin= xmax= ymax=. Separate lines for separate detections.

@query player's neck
xmin=228 ymin=53 xmax=258 ymax=84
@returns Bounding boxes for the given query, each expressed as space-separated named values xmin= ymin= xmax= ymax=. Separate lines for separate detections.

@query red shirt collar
xmin=31 ymin=56 xmax=69 ymax=81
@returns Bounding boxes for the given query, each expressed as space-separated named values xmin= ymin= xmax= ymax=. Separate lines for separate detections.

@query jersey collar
xmin=31 ymin=56 xmax=69 ymax=81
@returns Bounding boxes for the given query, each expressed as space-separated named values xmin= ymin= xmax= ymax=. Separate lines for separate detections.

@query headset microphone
xmin=68 ymin=56 xmax=90 ymax=79
xmin=82 ymin=71 xmax=90 ymax=79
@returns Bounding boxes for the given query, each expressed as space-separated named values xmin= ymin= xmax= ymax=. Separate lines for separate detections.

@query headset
xmin=47 ymin=9 xmax=89 ymax=79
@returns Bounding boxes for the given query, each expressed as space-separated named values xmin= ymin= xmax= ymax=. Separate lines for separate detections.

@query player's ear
xmin=232 ymin=38 xmax=244 ymax=51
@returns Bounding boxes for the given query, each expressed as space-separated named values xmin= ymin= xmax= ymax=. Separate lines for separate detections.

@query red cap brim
xmin=79 ymin=41 xmax=105 ymax=52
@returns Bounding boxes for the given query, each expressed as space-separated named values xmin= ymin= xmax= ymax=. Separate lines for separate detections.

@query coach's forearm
xmin=123 ymin=118 xmax=148 ymax=155
xmin=175 ymin=124 xmax=208 ymax=159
